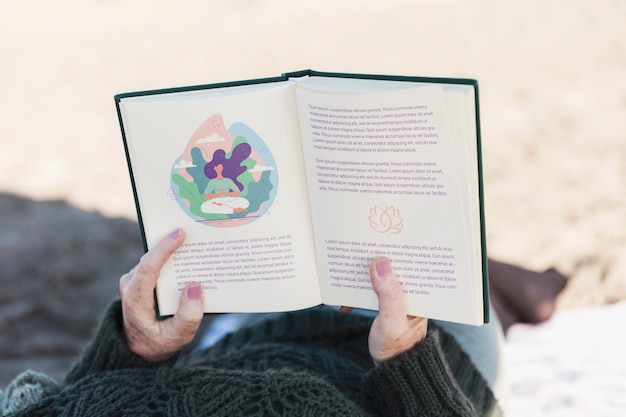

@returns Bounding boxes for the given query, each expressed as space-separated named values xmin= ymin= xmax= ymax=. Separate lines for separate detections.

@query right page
xmin=294 ymin=76 xmax=484 ymax=325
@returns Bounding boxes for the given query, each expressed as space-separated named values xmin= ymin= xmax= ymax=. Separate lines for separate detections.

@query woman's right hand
xmin=366 ymin=257 xmax=428 ymax=366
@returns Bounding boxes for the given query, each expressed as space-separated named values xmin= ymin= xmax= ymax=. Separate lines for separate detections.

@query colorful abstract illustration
xmin=368 ymin=203 xmax=404 ymax=234
xmin=170 ymin=114 xmax=278 ymax=227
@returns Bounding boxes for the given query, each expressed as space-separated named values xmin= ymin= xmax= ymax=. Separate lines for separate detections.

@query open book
xmin=115 ymin=70 xmax=489 ymax=325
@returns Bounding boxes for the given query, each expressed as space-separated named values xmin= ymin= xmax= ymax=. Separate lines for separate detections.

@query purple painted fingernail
xmin=376 ymin=258 xmax=391 ymax=278
xmin=188 ymin=284 xmax=202 ymax=300
xmin=169 ymin=228 xmax=183 ymax=240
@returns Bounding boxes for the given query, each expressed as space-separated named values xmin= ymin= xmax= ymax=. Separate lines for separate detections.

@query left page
xmin=117 ymin=82 xmax=322 ymax=316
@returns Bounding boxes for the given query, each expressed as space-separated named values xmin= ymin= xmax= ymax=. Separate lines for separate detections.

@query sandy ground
xmin=0 ymin=0 xmax=625 ymax=397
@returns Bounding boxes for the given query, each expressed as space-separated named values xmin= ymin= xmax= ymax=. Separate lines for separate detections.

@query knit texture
xmin=9 ymin=300 xmax=501 ymax=417
xmin=0 ymin=370 xmax=60 ymax=415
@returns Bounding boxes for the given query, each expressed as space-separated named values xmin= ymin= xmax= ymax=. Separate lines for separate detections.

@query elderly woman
xmin=0 ymin=228 xmax=516 ymax=416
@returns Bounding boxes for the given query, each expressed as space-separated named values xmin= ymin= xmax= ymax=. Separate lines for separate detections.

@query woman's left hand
xmin=119 ymin=228 xmax=205 ymax=362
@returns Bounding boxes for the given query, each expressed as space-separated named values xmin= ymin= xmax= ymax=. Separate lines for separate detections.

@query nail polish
xmin=169 ymin=228 xmax=183 ymax=240
xmin=188 ymin=284 xmax=202 ymax=300
xmin=376 ymin=258 xmax=391 ymax=278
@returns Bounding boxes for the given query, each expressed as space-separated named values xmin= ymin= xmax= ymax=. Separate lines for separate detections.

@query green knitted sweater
xmin=11 ymin=300 xmax=501 ymax=416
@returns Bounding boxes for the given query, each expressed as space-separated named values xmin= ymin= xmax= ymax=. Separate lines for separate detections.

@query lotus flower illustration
xmin=368 ymin=203 xmax=404 ymax=234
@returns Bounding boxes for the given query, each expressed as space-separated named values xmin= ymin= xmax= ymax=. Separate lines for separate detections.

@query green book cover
xmin=115 ymin=70 xmax=489 ymax=324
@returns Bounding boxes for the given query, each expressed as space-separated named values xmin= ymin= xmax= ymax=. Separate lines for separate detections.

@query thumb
xmin=370 ymin=257 xmax=406 ymax=320
xmin=168 ymin=283 xmax=205 ymax=344
xmin=369 ymin=257 xmax=427 ymax=366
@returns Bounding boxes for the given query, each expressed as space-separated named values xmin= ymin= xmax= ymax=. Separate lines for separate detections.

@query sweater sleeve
xmin=364 ymin=329 xmax=495 ymax=417
xmin=63 ymin=299 xmax=177 ymax=385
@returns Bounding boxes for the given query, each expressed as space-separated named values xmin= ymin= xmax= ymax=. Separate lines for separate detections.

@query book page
xmin=118 ymin=82 xmax=321 ymax=316
xmin=443 ymin=90 xmax=485 ymax=313
xmin=295 ymin=79 xmax=483 ymax=325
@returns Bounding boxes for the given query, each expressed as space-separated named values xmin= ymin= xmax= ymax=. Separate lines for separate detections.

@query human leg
xmin=488 ymin=259 xmax=567 ymax=333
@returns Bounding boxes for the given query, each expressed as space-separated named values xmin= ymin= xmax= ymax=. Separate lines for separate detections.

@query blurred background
xmin=1 ymin=0 xmax=625 ymax=412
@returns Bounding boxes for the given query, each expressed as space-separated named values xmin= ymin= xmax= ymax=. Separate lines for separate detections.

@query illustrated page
xmin=295 ymin=79 xmax=483 ymax=325
xmin=119 ymin=82 xmax=321 ymax=315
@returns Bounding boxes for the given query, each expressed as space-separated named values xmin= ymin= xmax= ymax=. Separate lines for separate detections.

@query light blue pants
xmin=435 ymin=306 xmax=509 ymax=408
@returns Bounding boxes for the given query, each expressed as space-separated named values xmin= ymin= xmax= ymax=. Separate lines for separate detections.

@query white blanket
xmin=505 ymin=301 xmax=626 ymax=416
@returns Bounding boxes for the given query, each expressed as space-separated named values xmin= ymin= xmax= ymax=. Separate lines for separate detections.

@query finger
xmin=162 ymin=283 xmax=204 ymax=347
xmin=370 ymin=257 xmax=406 ymax=322
xmin=123 ymin=229 xmax=185 ymax=299
xmin=339 ymin=306 xmax=354 ymax=313
xmin=119 ymin=266 xmax=136 ymax=295
xmin=120 ymin=229 xmax=185 ymax=323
